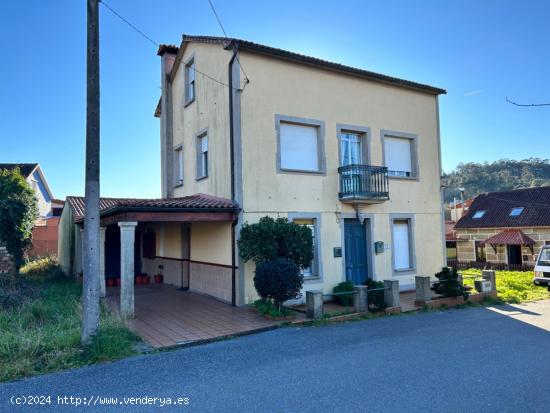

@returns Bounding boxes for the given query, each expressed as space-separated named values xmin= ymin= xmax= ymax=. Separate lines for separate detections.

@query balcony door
xmin=340 ymin=132 xmax=362 ymax=166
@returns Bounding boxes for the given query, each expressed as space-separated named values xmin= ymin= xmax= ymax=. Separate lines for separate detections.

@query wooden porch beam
xmin=100 ymin=211 xmax=236 ymax=226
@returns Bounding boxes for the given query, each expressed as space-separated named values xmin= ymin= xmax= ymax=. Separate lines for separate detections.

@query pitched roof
xmin=454 ymin=186 xmax=550 ymax=229
xmin=445 ymin=220 xmax=467 ymax=241
xmin=166 ymin=35 xmax=446 ymax=95
xmin=0 ymin=163 xmax=38 ymax=178
xmin=65 ymin=194 xmax=239 ymax=221
xmin=482 ymin=229 xmax=535 ymax=246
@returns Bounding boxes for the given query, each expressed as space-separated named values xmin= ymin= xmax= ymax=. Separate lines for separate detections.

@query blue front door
xmin=344 ymin=219 xmax=368 ymax=285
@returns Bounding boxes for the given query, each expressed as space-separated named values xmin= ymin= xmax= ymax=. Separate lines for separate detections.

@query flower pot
xmin=135 ymin=276 xmax=142 ymax=285
xmin=106 ymin=278 xmax=115 ymax=287
xmin=143 ymin=276 xmax=150 ymax=285
xmin=154 ymin=274 xmax=164 ymax=284
xmin=115 ymin=278 xmax=121 ymax=286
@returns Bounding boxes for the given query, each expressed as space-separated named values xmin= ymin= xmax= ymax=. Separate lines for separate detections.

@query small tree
xmin=432 ymin=267 xmax=469 ymax=299
xmin=238 ymin=216 xmax=313 ymax=269
xmin=0 ymin=168 xmax=38 ymax=271
xmin=254 ymin=258 xmax=303 ymax=309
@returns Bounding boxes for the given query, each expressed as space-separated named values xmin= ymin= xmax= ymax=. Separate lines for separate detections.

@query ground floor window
xmin=446 ymin=241 xmax=457 ymax=260
xmin=392 ymin=218 xmax=413 ymax=271
xmin=475 ymin=241 xmax=486 ymax=263
xmin=293 ymin=218 xmax=318 ymax=278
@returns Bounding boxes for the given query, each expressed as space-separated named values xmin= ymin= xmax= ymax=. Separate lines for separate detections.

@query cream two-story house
xmin=151 ymin=35 xmax=446 ymax=305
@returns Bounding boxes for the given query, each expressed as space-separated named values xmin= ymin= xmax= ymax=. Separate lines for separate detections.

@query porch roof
xmin=482 ymin=229 xmax=535 ymax=246
xmin=68 ymin=193 xmax=239 ymax=224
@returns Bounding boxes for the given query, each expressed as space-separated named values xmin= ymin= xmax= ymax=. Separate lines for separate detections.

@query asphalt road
xmin=2 ymin=304 xmax=550 ymax=413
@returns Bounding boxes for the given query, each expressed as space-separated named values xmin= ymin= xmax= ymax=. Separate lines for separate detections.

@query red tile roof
xmin=482 ymin=229 xmax=535 ymax=246
xmin=455 ymin=186 xmax=550 ymax=229
xmin=445 ymin=220 xmax=468 ymax=241
xmin=66 ymin=194 xmax=239 ymax=221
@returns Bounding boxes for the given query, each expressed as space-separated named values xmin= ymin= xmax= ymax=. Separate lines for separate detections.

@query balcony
xmin=338 ymin=164 xmax=389 ymax=204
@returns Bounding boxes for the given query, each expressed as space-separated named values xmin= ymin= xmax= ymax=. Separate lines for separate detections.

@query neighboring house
xmin=0 ymin=163 xmax=59 ymax=257
xmin=59 ymin=35 xmax=446 ymax=315
xmin=453 ymin=186 xmax=550 ymax=269
xmin=449 ymin=198 xmax=473 ymax=222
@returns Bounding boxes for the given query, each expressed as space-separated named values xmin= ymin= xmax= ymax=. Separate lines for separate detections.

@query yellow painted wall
xmin=190 ymin=222 xmax=232 ymax=265
xmin=237 ymin=51 xmax=445 ymax=295
xmin=170 ymin=42 xmax=233 ymax=199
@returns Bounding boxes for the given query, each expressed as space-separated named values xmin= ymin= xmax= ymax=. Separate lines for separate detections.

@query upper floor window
xmin=185 ymin=58 xmax=195 ymax=105
xmin=275 ymin=115 xmax=326 ymax=174
xmin=382 ymin=131 xmax=418 ymax=179
xmin=340 ymin=132 xmax=362 ymax=166
xmin=196 ymin=132 xmax=208 ymax=179
xmin=509 ymin=207 xmax=524 ymax=217
xmin=174 ymin=146 xmax=184 ymax=187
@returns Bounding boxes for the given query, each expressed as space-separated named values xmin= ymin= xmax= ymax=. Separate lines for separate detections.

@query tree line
xmin=442 ymin=158 xmax=550 ymax=203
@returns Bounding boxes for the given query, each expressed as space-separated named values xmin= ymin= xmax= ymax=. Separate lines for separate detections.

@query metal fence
xmin=447 ymin=260 xmax=533 ymax=272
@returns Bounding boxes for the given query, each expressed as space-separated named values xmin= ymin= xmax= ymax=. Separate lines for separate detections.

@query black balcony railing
xmin=338 ymin=164 xmax=389 ymax=202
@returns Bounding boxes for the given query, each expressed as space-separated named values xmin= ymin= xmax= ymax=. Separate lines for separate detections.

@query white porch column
xmin=99 ymin=227 xmax=106 ymax=298
xmin=119 ymin=222 xmax=138 ymax=318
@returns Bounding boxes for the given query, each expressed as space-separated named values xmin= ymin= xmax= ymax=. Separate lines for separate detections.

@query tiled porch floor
xmin=106 ymin=285 xmax=279 ymax=348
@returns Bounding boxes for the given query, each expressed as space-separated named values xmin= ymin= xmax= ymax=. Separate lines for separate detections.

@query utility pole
xmin=81 ymin=0 xmax=101 ymax=345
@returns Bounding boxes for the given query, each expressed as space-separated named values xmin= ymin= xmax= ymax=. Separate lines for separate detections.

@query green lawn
xmin=0 ymin=259 xmax=141 ymax=382
xmin=462 ymin=269 xmax=550 ymax=304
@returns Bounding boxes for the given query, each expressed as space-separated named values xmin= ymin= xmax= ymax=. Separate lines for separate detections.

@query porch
xmin=106 ymin=284 xmax=279 ymax=348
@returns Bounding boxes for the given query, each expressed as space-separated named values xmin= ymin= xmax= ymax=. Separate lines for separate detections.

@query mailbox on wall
xmin=374 ymin=241 xmax=384 ymax=254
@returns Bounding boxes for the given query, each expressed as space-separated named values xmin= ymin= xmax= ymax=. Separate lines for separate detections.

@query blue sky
xmin=1 ymin=0 xmax=549 ymax=199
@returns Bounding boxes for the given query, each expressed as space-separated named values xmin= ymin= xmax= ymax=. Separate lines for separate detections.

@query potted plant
xmin=115 ymin=278 xmax=121 ymax=286
xmin=142 ymin=274 xmax=150 ymax=284
xmin=154 ymin=265 xmax=164 ymax=284
xmin=106 ymin=278 xmax=116 ymax=287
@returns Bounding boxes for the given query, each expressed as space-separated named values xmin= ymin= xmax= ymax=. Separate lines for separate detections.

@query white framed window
xmin=196 ymin=132 xmax=208 ymax=179
xmin=185 ymin=58 xmax=195 ymax=104
xmin=293 ymin=218 xmax=318 ymax=278
xmin=382 ymin=131 xmax=418 ymax=179
xmin=174 ymin=146 xmax=184 ymax=187
xmin=275 ymin=115 xmax=326 ymax=174
xmin=392 ymin=218 xmax=414 ymax=271
xmin=339 ymin=132 xmax=362 ymax=166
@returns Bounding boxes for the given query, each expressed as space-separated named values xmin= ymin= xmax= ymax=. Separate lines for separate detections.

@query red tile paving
xmin=105 ymin=285 xmax=279 ymax=348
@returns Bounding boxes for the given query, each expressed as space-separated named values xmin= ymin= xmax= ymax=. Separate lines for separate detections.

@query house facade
xmin=0 ymin=163 xmax=60 ymax=258
xmin=151 ymin=35 xmax=446 ymax=305
xmin=453 ymin=187 xmax=550 ymax=269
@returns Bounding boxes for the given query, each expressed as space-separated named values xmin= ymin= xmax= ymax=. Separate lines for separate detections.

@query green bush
xmin=365 ymin=279 xmax=386 ymax=312
xmin=238 ymin=216 xmax=313 ymax=269
xmin=253 ymin=298 xmax=291 ymax=318
xmin=0 ymin=167 xmax=38 ymax=270
xmin=253 ymin=258 xmax=303 ymax=308
xmin=333 ymin=281 xmax=355 ymax=306
xmin=433 ymin=267 xmax=469 ymax=299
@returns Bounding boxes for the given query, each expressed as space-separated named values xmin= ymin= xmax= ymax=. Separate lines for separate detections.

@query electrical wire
xmin=99 ymin=0 xmax=240 ymax=91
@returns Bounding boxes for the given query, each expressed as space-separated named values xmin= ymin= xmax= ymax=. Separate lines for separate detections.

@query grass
xmin=0 ymin=258 xmax=141 ymax=383
xmin=462 ymin=269 xmax=550 ymax=304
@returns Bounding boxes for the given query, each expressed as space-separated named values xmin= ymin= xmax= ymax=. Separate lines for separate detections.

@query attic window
xmin=509 ymin=207 xmax=524 ymax=217
xmin=472 ymin=210 xmax=486 ymax=219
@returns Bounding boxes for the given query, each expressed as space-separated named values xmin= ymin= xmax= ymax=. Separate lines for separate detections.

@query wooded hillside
xmin=442 ymin=158 xmax=550 ymax=202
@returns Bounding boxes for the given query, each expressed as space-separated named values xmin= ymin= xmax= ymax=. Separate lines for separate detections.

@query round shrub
xmin=333 ymin=281 xmax=355 ymax=306
xmin=254 ymin=258 xmax=303 ymax=308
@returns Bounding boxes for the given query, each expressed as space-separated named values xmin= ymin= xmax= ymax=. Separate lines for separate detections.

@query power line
xmin=99 ymin=0 xmax=239 ymax=91
xmin=506 ymin=97 xmax=550 ymax=107
xmin=100 ymin=0 xmax=159 ymax=47
xmin=206 ymin=0 xmax=250 ymax=84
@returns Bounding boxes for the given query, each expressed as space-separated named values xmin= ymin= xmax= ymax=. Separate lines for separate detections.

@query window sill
xmin=388 ymin=175 xmax=418 ymax=181
xmin=277 ymin=168 xmax=326 ymax=176
xmin=195 ymin=175 xmax=208 ymax=182
xmin=393 ymin=268 xmax=416 ymax=275
xmin=174 ymin=183 xmax=183 ymax=188
xmin=184 ymin=98 xmax=195 ymax=108
xmin=303 ymin=276 xmax=321 ymax=283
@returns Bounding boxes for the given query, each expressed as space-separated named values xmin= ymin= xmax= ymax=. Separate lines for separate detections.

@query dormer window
xmin=509 ymin=207 xmax=524 ymax=217
xmin=472 ymin=210 xmax=486 ymax=219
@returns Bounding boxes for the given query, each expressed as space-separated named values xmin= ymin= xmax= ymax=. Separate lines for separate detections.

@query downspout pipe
xmin=228 ymin=44 xmax=239 ymax=306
